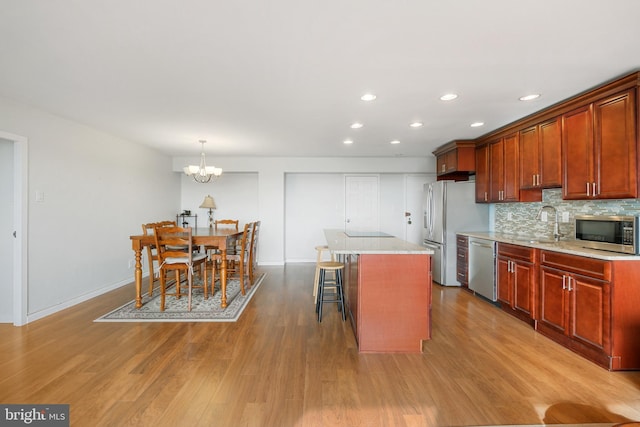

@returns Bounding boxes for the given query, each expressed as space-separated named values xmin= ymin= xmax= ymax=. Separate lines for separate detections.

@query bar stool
xmin=315 ymin=261 xmax=346 ymax=322
xmin=312 ymin=245 xmax=335 ymax=303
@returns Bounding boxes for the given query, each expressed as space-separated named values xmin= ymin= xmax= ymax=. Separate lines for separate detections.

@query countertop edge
xmin=457 ymin=231 xmax=640 ymax=261
xmin=324 ymin=229 xmax=433 ymax=255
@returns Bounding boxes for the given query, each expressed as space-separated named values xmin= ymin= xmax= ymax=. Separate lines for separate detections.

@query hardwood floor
xmin=1 ymin=263 xmax=639 ymax=427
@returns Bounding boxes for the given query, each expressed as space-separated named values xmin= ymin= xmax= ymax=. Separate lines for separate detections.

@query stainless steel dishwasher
xmin=468 ymin=237 xmax=497 ymax=302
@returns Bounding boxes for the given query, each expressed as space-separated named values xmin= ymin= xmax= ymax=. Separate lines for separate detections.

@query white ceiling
xmin=1 ymin=0 xmax=639 ymax=159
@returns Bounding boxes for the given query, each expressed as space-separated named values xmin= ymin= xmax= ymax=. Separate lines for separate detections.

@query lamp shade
xmin=199 ymin=195 xmax=217 ymax=209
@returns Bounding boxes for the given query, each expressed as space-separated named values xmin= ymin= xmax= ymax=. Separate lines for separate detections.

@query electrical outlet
xmin=562 ymin=211 xmax=570 ymax=223
xmin=507 ymin=212 xmax=513 ymax=221
xmin=128 ymin=259 xmax=135 ymax=269
xmin=541 ymin=211 xmax=548 ymax=222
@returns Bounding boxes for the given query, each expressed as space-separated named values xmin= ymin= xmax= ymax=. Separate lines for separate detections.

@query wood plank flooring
xmin=1 ymin=263 xmax=639 ymax=426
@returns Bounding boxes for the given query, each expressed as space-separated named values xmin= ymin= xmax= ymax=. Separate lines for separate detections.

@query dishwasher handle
xmin=470 ymin=241 xmax=493 ymax=249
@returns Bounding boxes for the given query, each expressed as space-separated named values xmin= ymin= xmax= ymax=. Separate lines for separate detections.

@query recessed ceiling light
xmin=440 ymin=93 xmax=458 ymax=101
xmin=350 ymin=122 xmax=363 ymax=129
xmin=343 ymin=139 xmax=353 ymax=145
xmin=390 ymin=140 xmax=401 ymax=145
xmin=470 ymin=122 xmax=484 ymax=128
xmin=361 ymin=93 xmax=377 ymax=101
xmin=519 ymin=94 xmax=540 ymax=101
xmin=409 ymin=122 xmax=423 ymax=128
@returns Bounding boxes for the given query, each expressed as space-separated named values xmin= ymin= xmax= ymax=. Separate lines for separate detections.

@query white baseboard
xmin=24 ymin=274 xmax=147 ymax=324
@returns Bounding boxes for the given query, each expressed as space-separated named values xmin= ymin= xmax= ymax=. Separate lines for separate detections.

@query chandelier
xmin=183 ymin=140 xmax=222 ymax=183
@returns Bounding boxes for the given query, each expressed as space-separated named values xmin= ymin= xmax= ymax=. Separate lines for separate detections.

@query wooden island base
xmin=344 ymin=253 xmax=432 ymax=353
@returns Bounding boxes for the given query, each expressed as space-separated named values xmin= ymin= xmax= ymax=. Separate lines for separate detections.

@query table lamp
xmin=199 ymin=195 xmax=217 ymax=228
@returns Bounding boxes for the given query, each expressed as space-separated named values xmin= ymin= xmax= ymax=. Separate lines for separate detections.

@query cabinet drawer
xmin=457 ymin=270 xmax=468 ymax=283
xmin=540 ymin=250 xmax=611 ymax=281
xmin=497 ymin=242 xmax=537 ymax=262
xmin=457 ymin=235 xmax=469 ymax=246
xmin=457 ymin=246 xmax=468 ymax=264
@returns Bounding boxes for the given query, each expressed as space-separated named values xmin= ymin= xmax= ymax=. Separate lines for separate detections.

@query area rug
xmin=95 ymin=273 xmax=265 ymax=322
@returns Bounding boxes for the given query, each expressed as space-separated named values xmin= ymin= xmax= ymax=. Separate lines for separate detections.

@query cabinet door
xmin=496 ymin=257 xmax=511 ymax=304
xmin=503 ymin=133 xmax=519 ymax=201
xmin=594 ymin=89 xmax=637 ymax=199
xmin=562 ymin=104 xmax=594 ymax=199
xmin=445 ymin=150 xmax=457 ymax=173
xmin=489 ymin=139 xmax=504 ymax=201
xmin=513 ymin=261 xmax=535 ymax=317
xmin=519 ymin=126 xmax=539 ymax=189
xmin=475 ymin=144 xmax=489 ymax=203
xmin=539 ymin=117 xmax=562 ymax=188
xmin=436 ymin=155 xmax=446 ymax=175
xmin=570 ymin=274 xmax=611 ymax=352
xmin=539 ymin=266 xmax=569 ymax=334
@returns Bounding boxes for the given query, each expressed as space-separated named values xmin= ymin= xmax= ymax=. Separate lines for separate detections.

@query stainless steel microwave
xmin=574 ymin=215 xmax=639 ymax=255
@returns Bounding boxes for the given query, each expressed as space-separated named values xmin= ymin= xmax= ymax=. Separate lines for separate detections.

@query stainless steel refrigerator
xmin=422 ymin=180 xmax=489 ymax=286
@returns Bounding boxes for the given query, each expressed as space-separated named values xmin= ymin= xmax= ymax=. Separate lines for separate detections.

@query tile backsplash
xmin=494 ymin=189 xmax=640 ymax=240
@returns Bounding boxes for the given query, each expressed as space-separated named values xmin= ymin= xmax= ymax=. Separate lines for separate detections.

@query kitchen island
xmin=324 ymin=229 xmax=433 ymax=353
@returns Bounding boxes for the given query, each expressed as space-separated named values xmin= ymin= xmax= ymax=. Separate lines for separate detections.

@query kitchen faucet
xmin=536 ymin=205 xmax=564 ymax=242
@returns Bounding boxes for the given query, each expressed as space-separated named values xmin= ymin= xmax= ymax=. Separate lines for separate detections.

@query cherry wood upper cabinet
xmin=488 ymin=133 xmax=519 ymax=202
xmin=563 ymin=89 xmax=637 ymax=200
xmin=539 ymin=118 xmax=563 ymax=188
xmin=433 ymin=140 xmax=476 ymax=181
xmin=475 ymin=144 xmax=489 ymax=203
xmin=502 ymin=133 xmax=519 ymax=202
xmin=519 ymin=117 xmax=562 ymax=191
xmin=489 ymin=138 xmax=504 ymax=202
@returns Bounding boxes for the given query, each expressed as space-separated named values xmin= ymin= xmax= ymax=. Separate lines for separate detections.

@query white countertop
xmin=324 ymin=229 xmax=432 ymax=255
xmin=458 ymin=231 xmax=640 ymax=261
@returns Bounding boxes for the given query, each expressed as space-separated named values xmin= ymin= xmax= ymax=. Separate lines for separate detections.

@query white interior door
xmin=0 ymin=139 xmax=14 ymax=322
xmin=345 ymin=175 xmax=379 ymax=233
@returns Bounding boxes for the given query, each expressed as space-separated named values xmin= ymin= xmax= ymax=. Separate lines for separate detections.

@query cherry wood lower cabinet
xmin=538 ymin=250 xmax=640 ymax=370
xmin=343 ymin=253 xmax=432 ymax=353
xmin=496 ymin=243 xmax=537 ymax=325
xmin=456 ymin=235 xmax=469 ymax=289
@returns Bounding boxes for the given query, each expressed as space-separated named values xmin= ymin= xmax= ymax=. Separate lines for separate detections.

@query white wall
xmin=180 ymin=172 xmax=259 ymax=227
xmin=174 ymin=156 xmax=436 ymax=265
xmin=0 ymin=96 xmax=180 ymax=321
xmin=285 ymin=174 xmax=346 ymax=262
xmin=0 ymin=139 xmax=13 ymax=321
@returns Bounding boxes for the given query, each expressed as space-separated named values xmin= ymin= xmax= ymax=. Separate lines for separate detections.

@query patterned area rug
xmin=95 ymin=273 xmax=265 ymax=322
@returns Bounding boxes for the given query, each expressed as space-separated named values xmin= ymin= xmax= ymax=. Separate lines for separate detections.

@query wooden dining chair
xmin=204 ymin=219 xmax=239 ymax=254
xmin=206 ymin=218 xmax=240 ymax=270
xmin=211 ymin=222 xmax=253 ymax=296
xmin=141 ymin=220 xmax=176 ymax=296
xmin=154 ymin=226 xmax=208 ymax=311
xmin=214 ymin=219 xmax=240 ymax=230
xmin=248 ymin=220 xmax=260 ymax=284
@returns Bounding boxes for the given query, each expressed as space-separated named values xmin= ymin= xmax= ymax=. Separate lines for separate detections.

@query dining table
xmin=129 ymin=227 xmax=244 ymax=309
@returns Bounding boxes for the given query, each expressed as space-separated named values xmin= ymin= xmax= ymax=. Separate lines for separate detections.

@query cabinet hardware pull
xmin=568 ymin=276 xmax=573 ymax=292
xmin=532 ymin=175 xmax=536 ymax=186
xmin=592 ymin=182 xmax=597 ymax=197
xmin=562 ymin=275 xmax=567 ymax=290
xmin=586 ymin=182 xmax=590 ymax=196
